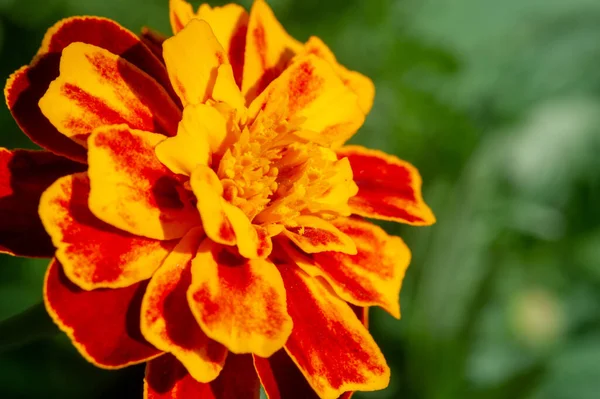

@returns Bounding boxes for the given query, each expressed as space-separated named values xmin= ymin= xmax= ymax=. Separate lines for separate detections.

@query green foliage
xmin=1 ymin=0 xmax=599 ymax=397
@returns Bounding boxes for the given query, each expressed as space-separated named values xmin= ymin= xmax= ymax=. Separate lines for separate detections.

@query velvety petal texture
xmin=338 ymin=145 xmax=436 ymax=225
xmin=44 ymin=259 xmax=161 ymax=368
xmin=0 ymin=149 xmax=84 ymax=257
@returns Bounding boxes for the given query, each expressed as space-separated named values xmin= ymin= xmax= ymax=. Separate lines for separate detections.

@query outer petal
xmin=285 ymin=217 xmax=409 ymax=318
xmin=283 ymin=215 xmax=357 ymax=255
xmin=197 ymin=3 xmax=248 ymax=87
xmin=242 ymin=0 xmax=303 ymax=102
xmin=248 ymin=55 xmax=365 ymax=147
xmin=39 ymin=172 xmax=176 ymax=290
xmin=44 ymin=259 xmax=161 ymax=368
xmin=187 ymin=240 xmax=293 ymax=357
xmin=145 ymin=353 xmax=260 ymax=399
xmin=37 ymin=16 xmax=173 ymax=92
xmin=5 ymin=65 xmax=87 ymax=162
xmin=255 ymin=307 xmax=370 ymax=399
xmin=0 ymin=149 xmax=84 ymax=257
xmin=87 ymin=125 xmax=200 ymax=240
xmin=279 ymin=265 xmax=390 ymax=399
xmin=141 ymin=227 xmax=228 ymax=384
xmin=5 ymin=16 xmax=174 ymax=163
xmin=337 ymin=146 xmax=436 ymax=225
xmin=303 ymin=37 xmax=375 ymax=115
xmin=39 ymin=42 xmax=181 ymax=146
xmin=140 ymin=27 xmax=167 ymax=61
xmin=163 ymin=19 xmax=228 ymax=106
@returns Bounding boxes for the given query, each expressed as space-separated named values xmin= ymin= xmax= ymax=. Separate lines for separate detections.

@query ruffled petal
xmin=187 ymin=240 xmax=292 ymax=357
xmin=285 ymin=217 xmax=409 ymax=318
xmin=197 ymin=3 xmax=248 ymax=87
xmin=5 ymin=16 xmax=174 ymax=163
xmin=242 ymin=0 xmax=303 ymax=102
xmin=337 ymin=145 xmax=436 ymax=225
xmin=279 ymin=264 xmax=390 ymax=399
xmin=283 ymin=215 xmax=356 ymax=255
xmin=0 ymin=149 xmax=84 ymax=257
xmin=39 ymin=172 xmax=176 ymax=290
xmin=87 ymin=125 xmax=200 ymax=240
xmin=163 ymin=19 xmax=228 ymax=106
xmin=303 ymin=37 xmax=375 ymax=115
xmin=141 ymin=227 xmax=228 ymax=383
xmin=145 ymin=353 xmax=260 ymax=399
xmin=156 ymin=104 xmax=231 ymax=176
xmin=39 ymin=42 xmax=181 ymax=146
xmin=248 ymin=55 xmax=364 ymax=147
xmin=44 ymin=259 xmax=161 ymax=368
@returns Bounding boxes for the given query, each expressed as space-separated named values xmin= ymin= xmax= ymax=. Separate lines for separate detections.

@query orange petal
xmin=87 ymin=125 xmax=200 ymax=240
xmin=303 ymin=37 xmax=375 ymax=115
xmin=39 ymin=42 xmax=181 ymax=146
xmin=285 ymin=217 xmax=409 ymax=318
xmin=197 ymin=3 xmax=248 ymax=87
xmin=279 ymin=264 xmax=390 ymax=399
xmin=187 ymin=240 xmax=292 ymax=357
xmin=5 ymin=16 xmax=175 ymax=163
xmin=44 ymin=259 xmax=161 ymax=368
xmin=141 ymin=227 xmax=228 ymax=383
xmin=39 ymin=172 xmax=176 ymax=290
xmin=254 ymin=349 xmax=321 ymax=399
xmin=283 ymin=215 xmax=356 ymax=255
xmin=241 ymin=0 xmax=303 ymax=102
xmin=169 ymin=0 xmax=194 ymax=34
xmin=337 ymin=145 xmax=436 ymax=225
xmin=37 ymin=16 xmax=173 ymax=93
xmin=222 ymin=204 xmax=272 ymax=259
xmin=189 ymin=165 xmax=235 ymax=246
xmin=212 ymin=64 xmax=246 ymax=114
xmin=0 ymin=149 xmax=84 ymax=257
xmin=5 ymin=65 xmax=86 ymax=163
xmin=163 ymin=19 xmax=228 ymax=106
xmin=145 ymin=353 xmax=260 ymax=399
xmin=248 ymin=55 xmax=365 ymax=147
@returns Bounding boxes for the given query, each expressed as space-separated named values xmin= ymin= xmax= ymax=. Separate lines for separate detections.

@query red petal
xmin=39 ymin=173 xmax=177 ymax=289
xmin=145 ymin=353 xmax=260 ymax=399
xmin=279 ymin=264 xmax=389 ymax=399
xmin=338 ymin=145 xmax=436 ymax=225
xmin=44 ymin=259 xmax=161 ymax=368
xmin=141 ymin=228 xmax=228 ymax=383
xmin=0 ymin=148 xmax=84 ymax=257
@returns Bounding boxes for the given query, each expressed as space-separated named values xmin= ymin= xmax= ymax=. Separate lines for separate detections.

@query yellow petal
xmin=212 ymin=64 xmax=246 ymax=115
xmin=304 ymin=36 xmax=375 ymax=114
xmin=242 ymin=0 xmax=303 ymax=103
xmin=283 ymin=215 xmax=357 ymax=255
xmin=169 ymin=0 xmax=195 ymax=34
xmin=163 ymin=18 xmax=228 ymax=106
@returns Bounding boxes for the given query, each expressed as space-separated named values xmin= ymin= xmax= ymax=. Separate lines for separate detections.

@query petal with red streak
xmin=145 ymin=353 xmax=260 ymax=399
xmin=39 ymin=42 xmax=181 ymax=146
xmin=141 ymin=227 xmax=228 ymax=383
xmin=337 ymin=145 xmax=436 ymax=225
xmin=5 ymin=16 xmax=174 ymax=163
xmin=39 ymin=172 xmax=176 ymax=290
xmin=163 ymin=19 xmax=228 ymax=106
xmin=248 ymin=55 xmax=364 ymax=147
xmin=169 ymin=0 xmax=195 ymax=34
xmin=242 ymin=0 xmax=303 ymax=102
xmin=285 ymin=217 xmax=409 ymax=318
xmin=283 ymin=215 xmax=356 ymax=255
xmin=87 ymin=125 xmax=200 ymax=240
xmin=197 ymin=3 xmax=248 ymax=87
xmin=0 ymin=149 xmax=85 ymax=257
xmin=279 ymin=265 xmax=390 ymax=399
xmin=44 ymin=259 xmax=161 ymax=368
xmin=187 ymin=240 xmax=292 ymax=357
xmin=303 ymin=37 xmax=375 ymax=115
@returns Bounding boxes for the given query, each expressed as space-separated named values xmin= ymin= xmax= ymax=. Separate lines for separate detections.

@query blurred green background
xmin=1 ymin=0 xmax=599 ymax=398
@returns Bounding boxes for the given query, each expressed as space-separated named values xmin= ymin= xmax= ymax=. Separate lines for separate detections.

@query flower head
xmin=1 ymin=1 xmax=435 ymax=398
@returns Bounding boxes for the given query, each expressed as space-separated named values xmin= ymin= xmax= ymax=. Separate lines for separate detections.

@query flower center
xmin=214 ymin=98 xmax=358 ymax=225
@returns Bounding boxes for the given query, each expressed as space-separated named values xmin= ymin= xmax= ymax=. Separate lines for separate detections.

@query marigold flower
xmin=0 ymin=0 xmax=435 ymax=398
